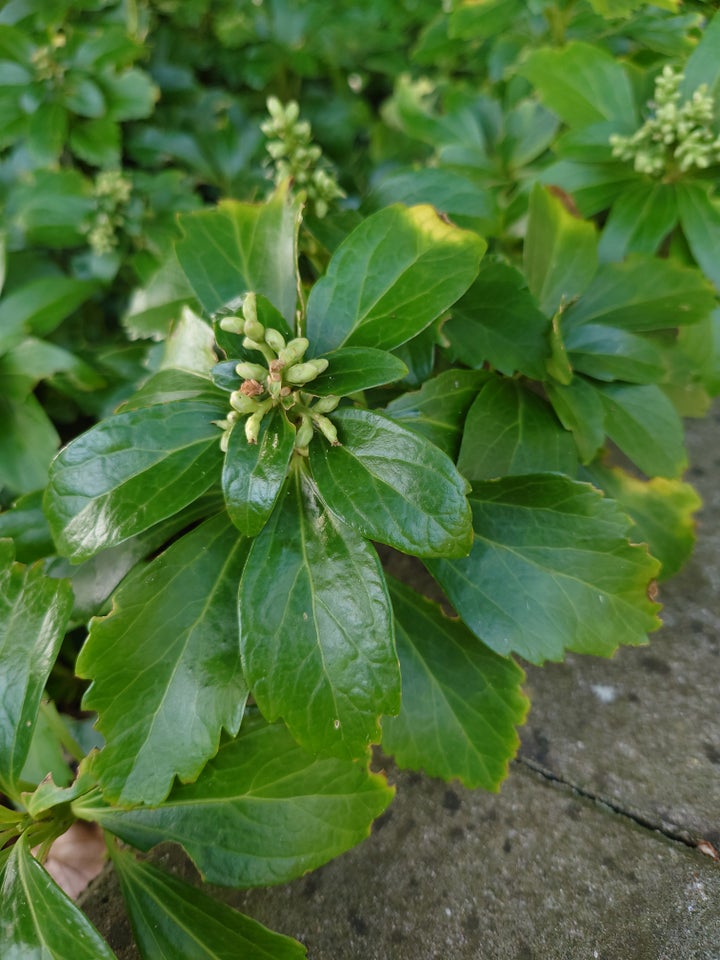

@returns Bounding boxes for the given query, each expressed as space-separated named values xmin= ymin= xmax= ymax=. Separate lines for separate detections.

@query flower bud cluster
xmin=609 ymin=66 xmax=720 ymax=177
xmin=261 ymin=97 xmax=345 ymax=219
xmin=218 ymin=292 xmax=340 ymax=453
xmin=31 ymin=34 xmax=67 ymax=83
xmin=84 ymin=171 xmax=133 ymax=256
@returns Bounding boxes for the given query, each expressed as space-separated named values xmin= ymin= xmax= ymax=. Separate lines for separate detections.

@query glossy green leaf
xmin=541 ymin=160 xmax=639 ymax=217
xmin=383 ymin=577 xmax=528 ymax=790
xmin=310 ymin=407 xmax=473 ymax=558
xmin=111 ymin=846 xmax=307 ymax=960
xmin=0 ymin=541 xmax=72 ymax=796
xmin=366 ymin=167 xmax=499 ymax=234
xmin=596 ymin=382 xmax=687 ymax=478
xmin=240 ymin=465 xmax=400 ymax=758
xmin=457 ymin=378 xmax=577 ymax=482
xmin=565 ymin=323 xmax=666 ymax=383
xmin=676 ymin=181 xmax=720 ymax=291
xmin=103 ymin=67 xmax=158 ymax=121
xmin=584 ymin=463 xmax=700 ymax=580
xmin=46 ymin=493 xmax=224 ymax=623
xmin=445 ymin=260 xmax=550 ymax=381
xmin=519 ymin=42 xmax=637 ymax=129
xmin=383 ymin=368 xmax=488 ymax=459
xmin=175 ymin=187 xmax=301 ymax=324
xmin=449 ymin=0 xmax=521 ymax=39
xmin=0 ymin=834 xmax=116 ymax=960
xmin=223 ymin=406 xmax=295 ymax=536
xmin=77 ymin=515 xmax=250 ymax=806
xmin=0 ymin=393 xmax=60 ymax=495
xmin=123 ymin=255 xmax=196 ymax=340
xmin=598 ymin=182 xmax=678 ymax=262
xmin=426 ymin=474 xmax=661 ymax=664
xmin=44 ymin=399 xmax=226 ymax=562
xmin=305 ymin=204 xmax=485 ymax=355
xmin=545 ymin=377 xmax=607 ymax=464
xmin=308 ymin=347 xmax=408 ymax=396
xmin=524 ymin=184 xmax=598 ymax=317
xmin=121 ymin=369 xmax=227 ymax=411
xmin=75 ymin=714 xmax=394 ymax=888
xmin=0 ymin=277 xmax=97 ymax=352
xmin=0 ymin=491 xmax=55 ymax=564
xmin=563 ymin=255 xmax=716 ymax=332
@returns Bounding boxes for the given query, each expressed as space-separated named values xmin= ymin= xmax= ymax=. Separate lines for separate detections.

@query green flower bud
xmin=312 ymin=395 xmax=340 ymax=413
xmin=284 ymin=358 xmax=329 ymax=385
xmin=294 ymin=415 xmax=314 ymax=449
xmin=278 ymin=337 xmax=310 ymax=366
xmin=219 ymin=315 xmax=245 ymax=335
xmin=313 ymin=413 xmax=339 ymax=445
xmin=264 ymin=327 xmax=286 ymax=353
xmin=245 ymin=410 xmax=266 ymax=444
xmin=230 ymin=391 xmax=260 ymax=414
xmin=235 ymin=361 xmax=268 ymax=381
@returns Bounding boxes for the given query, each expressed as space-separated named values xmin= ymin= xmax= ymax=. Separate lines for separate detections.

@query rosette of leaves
xmin=3 ymin=107 xmax=681 ymax=960
xmin=520 ymin=11 xmax=720 ymax=287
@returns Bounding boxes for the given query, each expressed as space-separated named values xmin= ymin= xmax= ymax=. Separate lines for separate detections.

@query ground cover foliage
xmin=1 ymin=0 xmax=719 ymax=955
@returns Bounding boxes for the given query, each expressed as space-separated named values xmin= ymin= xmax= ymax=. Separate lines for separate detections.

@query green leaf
xmin=0 ymin=542 xmax=72 ymax=796
xmin=308 ymin=347 xmax=409 ymax=396
xmin=175 ymin=187 xmax=301 ymax=324
xmin=305 ymin=204 xmax=485 ymax=355
xmin=383 ymin=368 xmax=488 ymax=459
xmin=366 ymin=167 xmax=500 ymax=234
xmin=0 ymin=834 xmax=116 ymax=960
xmin=223 ymin=406 xmax=295 ymax=536
xmin=444 ymin=260 xmax=550 ymax=381
xmin=44 ymin=399 xmax=226 ymax=562
xmin=426 ymin=474 xmax=661 ymax=664
xmin=111 ymin=846 xmax=307 ymax=960
xmin=28 ymin=101 xmax=67 ymax=163
xmin=541 ymin=160 xmax=640 ymax=217
xmin=74 ymin=714 xmax=394 ymax=888
xmin=457 ymin=378 xmax=578 ymax=482
xmin=564 ymin=323 xmax=666 ymax=383
xmin=563 ymin=255 xmax=716 ymax=332
xmin=64 ymin=76 xmax=105 ymax=117
xmin=519 ymin=42 xmax=637 ymax=129
xmin=598 ymin=182 xmax=678 ymax=262
xmin=123 ymin=255 xmax=196 ymax=340
xmin=0 ymin=491 xmax=55 ymax=564
xmin=382 ymin=577 xmax=528 ymax=790
xmin=681 ymin=9 xmax=720 ymax=96
xmin=69 ymin=116 xmax=121 ymax=167
xmin=676 ymin=181 xmax=720 ymax=291
xmin=596 ymin=382 xmax=687 ymax=478
xmin=449 ymin=0 xmax=521 ymax=39
xmin=0 ymin=277 xmax=98 ymax=351
xmin=584 ymin=463 xmax=700 ymax=580
xmin=310 ymin=407 xmax=473 ymax=558
xmin=102 ymin=67 xmax=158 ymax=120
xmin=120 ymin=369 xmax=226 ymax=411
xmin=545 ymin=377 xmax=607 ymax=464
xmin=0 ymin=393 xmax=60 ymax=495
xmin=239 ymin=465 xmax=400 ymax=759
xmin=76 ymin=515 xmax=250 ymax=806
xmin=524 ymin=184 xmax=598 ymax=317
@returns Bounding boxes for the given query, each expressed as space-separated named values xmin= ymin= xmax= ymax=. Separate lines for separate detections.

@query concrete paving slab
xmin=519 ymin=408 xmax=720 ymax=849
xmin=82 ymin=763 xmax=720 ymax=959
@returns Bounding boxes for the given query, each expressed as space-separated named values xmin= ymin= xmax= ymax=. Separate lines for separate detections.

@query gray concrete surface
xmin=80 ymin=410 xmax=720 ymax=958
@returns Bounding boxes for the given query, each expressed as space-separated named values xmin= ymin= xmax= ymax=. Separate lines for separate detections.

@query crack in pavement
xmin=515 ymin=755 xmax=720 ymax=862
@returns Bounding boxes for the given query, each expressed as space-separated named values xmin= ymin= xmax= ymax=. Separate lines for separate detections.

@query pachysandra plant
xmin=1 ymin=175 xmax=669 ymax=955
